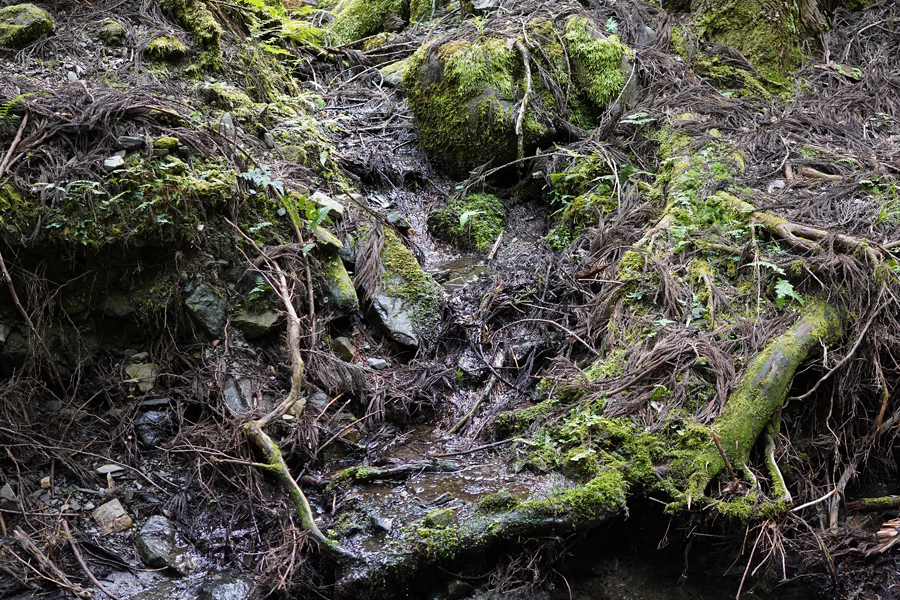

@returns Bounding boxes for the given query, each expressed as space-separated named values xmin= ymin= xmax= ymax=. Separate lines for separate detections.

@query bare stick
xmin=514 ymin=41 xmax=533 ymax=164
xmin=14 ymin=527 xmax=92 ymax=598
xmin=0 ymin=112 xmax=28 ymax=179
xmin=488 ymin=232 xmax=503 ymax=260
xmin=62 ymin=521 xmax=121 ymax=600
xmin=712 ymin=431 xmax=738 ymax=482
xmin=448 ymin=375 xmax=499 ymax=435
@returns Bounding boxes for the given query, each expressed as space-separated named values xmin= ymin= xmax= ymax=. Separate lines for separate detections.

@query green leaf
xmin=743 ymin=260 xmax=785 ymax=275
xmin=774 ymin=279 xmax=804 ymax=308
xmin=459 ymin=210 xmax=481 ymax=229
xmin=605 ymin=17 xmax=618 ymax=34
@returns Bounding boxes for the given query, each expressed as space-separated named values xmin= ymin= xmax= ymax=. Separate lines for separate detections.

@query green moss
xmin=152 ymin=136 xmax=179 ymax=150
xmin=409 ymin=0 xmax=449 ymax=22
xmin=159 ymin=0 xmax=222 ymax=70
xmin=423 ymin=508 xmax=456 ymax=528
xmin=426 ymin=193 xmax=505 ymax=252
xmin=691 ymin=0 xmax=802 ymax=88
xmin=495 ymin=399 xmax=556 ymax=436
xmin=328 ymin=0 xmax=404 ymax=44
xmin=583 ymin=348 xmax=628 ymax=382
xmin=322 ymin=253 xmax=360 ymax=314
xmin=476 ymin=490 xmax=520 ymax=513
xmin=416 ymin=526 xmax=462 ymax=560
xmin=0 ymin=3 xmax=53 ymax=48
xmin=99 ymin=20 xmax=126 ymax=46
xmin=404 ymin=36 xmax=526 ymax=178
xmin=197 ymin=83 xmax=254 ymax=110
xmin=522 ymin=469 xmax=628 ymax=521
xmin=146 ymin=35 xmax=187 ymax=61
xmin=380 ymin=228 xmax=442 ymax=318
xmin=563 ymin=16 xmax=629 ymax=108
xmin=561 ymin=446 xmax=603 ymax=482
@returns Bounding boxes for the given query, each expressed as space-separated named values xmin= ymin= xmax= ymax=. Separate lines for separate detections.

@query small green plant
xmin=240 ymin=166 xmax=285 ymax=195
xmin=605 ymin=17 xmax=618 ymax=35
xmin=774 ymin=279 xmax=804 ymax=309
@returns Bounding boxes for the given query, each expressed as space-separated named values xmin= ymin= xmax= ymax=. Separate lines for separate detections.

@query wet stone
xmin=135 ymin=515 xmax=195 ymax=575
xmin=333 ymin=336 xmax=355 ymax=362
xmin=386 ymin=212 xmax=411 ymax=233
xmin=0 ymin=482 xmax=17 ymax=505
xmin=443 ymin=579 xmax=474 ymax=600
xmin=104 ymin=155 xmax=125 ymax=172
xmin=92 ymin=498 xmax=133 ymax=533
xmin=135 ymin=410 xmax=171 ymax=446
xmin=96 ymin=464 xmax=124 ymax=475
xmin=423 ymin=507 xmax=456 ymax=528
xmin=184 ymin=283 xmax=227 ymax=336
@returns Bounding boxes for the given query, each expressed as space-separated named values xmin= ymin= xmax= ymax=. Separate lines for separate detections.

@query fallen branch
xmin=332 ymin=460 xmax=461 ymax=484
xmin=62 ymin=521 xmax=121 ymax=600
xmin=0 ymin=112 xmax=28 ymax=178
xmin=14 ymin=527 xmax=92 ymax=598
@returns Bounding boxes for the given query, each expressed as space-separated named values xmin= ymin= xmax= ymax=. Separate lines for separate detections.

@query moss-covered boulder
xmin=328 ymin=0 xmax=404 ymax=45
xmin=404 ymin=15 xmax=633 ymax=178
xmin=146 ymin=35 xmax=187 ymax=61
xmin=368 ymin=228 xmax=442 ymax=347
xmin=322 ymin=254 xmax=360 ymax=315
xmin=159 ymin=0 xmax=222 ymax=69
xmin=99 ymin=20 xmax=126 ymax=46
xmin=0 ymin=3 xmax=53 ymax=48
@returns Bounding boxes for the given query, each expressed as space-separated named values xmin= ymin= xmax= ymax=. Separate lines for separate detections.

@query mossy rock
xmin=328 ymin=0 xmax=405 ymax=45
xmin=146 ymin=36 xmax=187 ymax=61
xmin=158 ymin=0 xmax=222 ymax=70
xmin=367 ymin=228 xmax=442 ymax=347
xmin=152 ymin=136 xmax=179 ymax=151
xmin=322 ymin=254 xmax=360 ymax=315
xmin=409 ymin=0 xmax=451 ymax=23
xmin=0 ymin=3 xmax=53 ymax=48
xmin=426 ymin=193 xmax=505 ymax=252
xmin=690 ymin=0 xmax=803 ymax=87
xmin=404 ymin=15 xmax=633 ymax=178
xmin=99 ymin=20 xmax=126 ymax=46
xmin=197 ymin=83 xmax=253 ymax=110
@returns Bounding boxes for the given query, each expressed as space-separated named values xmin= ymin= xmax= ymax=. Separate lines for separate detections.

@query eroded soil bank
xmin=1 ymin=0 xmax=900 ymax=599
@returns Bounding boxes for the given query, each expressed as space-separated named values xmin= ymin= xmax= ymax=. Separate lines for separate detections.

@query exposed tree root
xmin=683 ymin=299 xmax=843 ymax=501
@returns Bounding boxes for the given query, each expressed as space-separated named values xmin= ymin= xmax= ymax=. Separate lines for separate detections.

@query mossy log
xmin=335 ymin=469 xmax=627 ymax=599
xmin=684 ymin=299 xmax=842 ymax=499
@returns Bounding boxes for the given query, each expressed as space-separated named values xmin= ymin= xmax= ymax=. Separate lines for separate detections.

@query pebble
xmin=92 ymin=498 xmax=133 ymax=533
xmin=96 ymin=464 xmax=125 ymax=475
xmin=67 ymin=71 xmax=78 ymax=82
xmin=367 ymin=357 xmax=389 ymax=370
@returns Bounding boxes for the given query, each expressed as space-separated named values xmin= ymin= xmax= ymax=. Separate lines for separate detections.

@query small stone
xmin=128 ymin=351 xmax=150 ymax=362
xmin=218 ymin=112 xmax=236 ymax=138
xmin=125 ymin=363 xmax=159 ymax=393
xmin=135 ymin=410 xmax=170 ymax=446
xmin=444 ymin=579 xmax=474 ymax=600
xmin=310 ymin=191 xmax=345 ymax=220
xmin=115 ymin=135 xmax=144 ymax=151
xmin=367 ymin=357 xmax=389 ymax=370
xmin=0 ymin=482 xmax=17 ymax=504
xmin=423 ymin=508 xmax=456 ymax=528
xmin=276 ymin=207 xmax=287 ymax=217
xmin=153 ymin=148 xmax=169 ymax=157
xmin=84 ymin=501 xmax=95 ymax=510
xmin=262 ymin=132 xmax=275 ymax=149
xmin=103 ymin=155 xmax=125 ymax=172
xmin=145 ymin=35 xmax=186 ymax=62
xmin=768 ymin=179 xmax=786 ymax=194
xmin=134 ymin=515 xmax=194 ymax=574
xmin=232 ymin=310 xmax=280 ymax=339
xmin=184 ymin=283 xmax=227 ymax=336
xmin=313 ymin=227 xmax=343 ymax=252
xmin=370 ymin=514 xmax=393 ymax=532
xmin=309 ymin=392 xmax=328 ymax=411
xmin=386 ymin=212 xmax=411 ymax=233
xmin=153 ymin=136 xmax=179 ymax=150
xmin=92 ymin=498 xmax=133 ymax=533
xmin=40 ymin=476 xmax=51 ymax=489
xmin=636 ymin=23 xmax=657 ymax=46
xmin=66 ymin=70 xmax=77 ymax=82
xmin=66 ymin=498 xmax=81 ymax=511
xmin=333 ymin=337 xmax=355 ymax=362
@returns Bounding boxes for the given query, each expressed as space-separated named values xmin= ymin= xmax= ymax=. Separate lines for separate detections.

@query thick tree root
xmin=684 ymin=299 xmax=842 ymax=500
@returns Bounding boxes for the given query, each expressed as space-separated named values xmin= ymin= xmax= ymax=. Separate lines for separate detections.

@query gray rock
xmin=103 ymin=155 xmax=125 ymax=172
xmin=367 ymin=357 xmax=389 ymax=370
xmin=218 ymin=113 xmax=235 ymax=138
xmin=185 ymin=283 xmax=227 ymax=336
xmin=135 ymin=410 xmax=170 ymax=446
xmin=100 ymin=292 xmax=134 ymax=317
xmin=310 ymin=191 xmax=345 ymax=220
xmin=0 ymin=4 xmax=54 ymax=48
xmin=471 ymin=0 xmax=499 ymax=13
xmin=66 ymin=70 xmax=77 ymax=82
xmin=197 ymin=572 xmax=253 ymax=600
xmin=92 ymin=499 xmax=133 ymax=533
xmin=309 ymin=392 xmax=328 ymax=411
xmin=386 ymin=212 xmax=411 ymax=233
xmin=333 ymin=336 xmax=355 ymax=362
xmin=135 ymin=515 xmax=195 ymax=575
xmin=379 ymin=57 xmax=410 ymax=87
xmin=443 ymin=579 xmax=474 ymax=600
xmin=221 ymin=375 xmax=273 ymax=416
xmin=262 ymin=132 xmax=275 ymax=148
xmin=636 ymin=23 xmax=657 ymax=46
xmin=125 ymin=363 xmax=158 ymax=393
xmin=457 ymin=348 xmax=487 ymax=382
xmin=368 ymin=293 xmax=419 ymax=347
xmin=0 ymin=482 xmax=17 ymax=505
xmin=232 ymin=310 xmax=279 ymax=339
